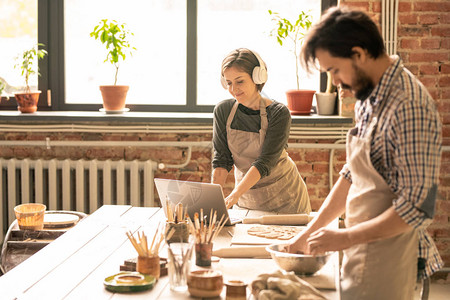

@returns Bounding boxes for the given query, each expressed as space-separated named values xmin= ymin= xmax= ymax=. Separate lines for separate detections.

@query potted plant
xmin=0 ymin=80 xmax=4 ymax=98
xmin=13 ymin=43 xmax=47 ymax=113
xmin=316 ymin=72 xmax=337 ymax=115
xmin=269 ymin=10 xmax=314 ymax=115
xmin=90 ymin=19 xmax=135 ymax=111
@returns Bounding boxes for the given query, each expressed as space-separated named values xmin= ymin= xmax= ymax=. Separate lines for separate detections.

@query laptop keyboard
xmin=230 ymin=217 xmax=242 ymax=224
xmin=227 ymin=210 xmax=244 ymax=224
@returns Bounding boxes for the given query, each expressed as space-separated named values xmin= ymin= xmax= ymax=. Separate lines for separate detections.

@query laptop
xmin=154 ymin=178 xmax=242 ymax=226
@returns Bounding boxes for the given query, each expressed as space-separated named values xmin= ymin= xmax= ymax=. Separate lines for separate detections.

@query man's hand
xmin=307 ymin=228 xmax=352 ymax=255
xmin=286 ymin=231 xmax=311 ymax=254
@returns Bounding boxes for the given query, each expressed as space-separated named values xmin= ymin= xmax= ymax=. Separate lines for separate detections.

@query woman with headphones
xmin=212 ymin=48 xmax=311 ymax=213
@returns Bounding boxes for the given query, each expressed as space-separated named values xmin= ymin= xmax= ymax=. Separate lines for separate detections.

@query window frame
xmin=1 ymin=0 xmax=337 ymax=112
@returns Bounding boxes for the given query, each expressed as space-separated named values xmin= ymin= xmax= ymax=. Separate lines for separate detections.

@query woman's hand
xmin=224 ymin=166 xmax=261 ymax=209
xmin=224 ymin=192 xmax=240 ymax=209
xmin=307 ymin=227 xmax=352 ymax=255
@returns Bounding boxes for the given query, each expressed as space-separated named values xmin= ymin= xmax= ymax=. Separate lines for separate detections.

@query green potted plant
xmin=269 ymin=10 xmax=314 ymax=115
xmin=13 ymin=43 xmax=47 ymax=113
xmin=90 ymin=19 xmax=135 ymax=111
xmin=316 ymin=71 xmax=337 ymax=115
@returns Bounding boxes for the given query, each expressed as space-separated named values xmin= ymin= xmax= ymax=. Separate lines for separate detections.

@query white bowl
xmin=266 ymin=244 xmax=332 ymax=275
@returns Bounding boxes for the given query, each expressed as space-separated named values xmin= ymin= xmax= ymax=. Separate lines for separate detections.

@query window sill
xmin=0 ymin=111 xmax=353 ymax=125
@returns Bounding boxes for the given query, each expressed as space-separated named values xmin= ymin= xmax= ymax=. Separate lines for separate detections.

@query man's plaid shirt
xmin=340 ymin=56 xmax=443 ymax=278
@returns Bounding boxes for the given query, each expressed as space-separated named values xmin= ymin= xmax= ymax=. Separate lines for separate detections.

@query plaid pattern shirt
xmin=340 ymin=56 xmax=443 ymax=278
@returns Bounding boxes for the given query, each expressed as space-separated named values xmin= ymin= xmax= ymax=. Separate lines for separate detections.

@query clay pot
xmin=99 ymin=85 xmax=129 ymax=111
xmin=286 ymin=90 xmax=315 ymax=115
xmin=14 ymin=91 xmax=41 ymax=113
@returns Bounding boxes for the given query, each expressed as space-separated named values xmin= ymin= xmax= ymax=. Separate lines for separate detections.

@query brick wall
xmin=0 ymin=130 xmax=346 ymax=212
xmin=287 ymin=146 xmax=346 ymax=211
xmin=340 ymin=0 xmax=450 ymax=268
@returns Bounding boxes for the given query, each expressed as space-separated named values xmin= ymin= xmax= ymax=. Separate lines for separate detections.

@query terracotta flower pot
xmin=286 ymin=90 xmax=315 ymax=115
xmin=14 ymin=91 xmax=41 ymax=113
xmin=99 ymin=85 xmax=129 ymax=111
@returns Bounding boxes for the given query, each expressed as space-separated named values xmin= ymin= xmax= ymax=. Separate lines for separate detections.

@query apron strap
xmin=226 ymin=100 xmax=239 ymax=128
xmin=259 ymin=98 xmax=268 ymax=145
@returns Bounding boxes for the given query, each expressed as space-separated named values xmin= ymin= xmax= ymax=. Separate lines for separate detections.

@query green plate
xmin=104 ymin=272 xmax=156 ymax=293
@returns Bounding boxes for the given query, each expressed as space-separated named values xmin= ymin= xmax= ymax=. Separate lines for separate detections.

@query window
xmin=1 ymin=0 xmax=336 ymax=112
xmin=0 ymin=0 xmax=38 ymax=109
xmin=64 ymin=0 xmax=186 ymax=106
xmin=197 ymin=0 xmax=321 ymax=106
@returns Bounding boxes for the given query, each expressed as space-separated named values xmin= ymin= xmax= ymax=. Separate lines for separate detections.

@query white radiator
xmin=382 ymin=0 xmax=399 ymax=55
xmin=0 ymin=158 xmax=158 ymax=241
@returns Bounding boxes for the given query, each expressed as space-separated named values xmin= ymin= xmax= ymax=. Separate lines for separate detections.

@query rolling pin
xmin=212 ymin=246 xmax=270 ymax=258
xmin=242 ymin=214 xmax=313 ymax=225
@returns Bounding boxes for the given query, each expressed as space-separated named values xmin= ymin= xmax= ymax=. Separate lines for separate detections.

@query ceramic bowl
xmin=266 ymin=244 xmax=333 ymax=275
xmin=104 ymin=272 xmax=155 ymax=293
xmin=187 ymin=270 xmax=223 ymax=298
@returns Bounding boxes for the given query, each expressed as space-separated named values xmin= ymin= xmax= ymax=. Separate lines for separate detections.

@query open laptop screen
xmin=154 ymin=178 xmax=242 ymax=225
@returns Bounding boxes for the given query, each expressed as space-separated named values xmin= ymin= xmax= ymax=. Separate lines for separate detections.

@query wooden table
xmin=0 ymin=205 xmax=340 ymax=299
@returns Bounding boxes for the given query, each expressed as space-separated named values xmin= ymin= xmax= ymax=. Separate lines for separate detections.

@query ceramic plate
xmin=44 ymin=212 xmax=80 ymax=227
xmin=104 ymin=272 xmax=156 ymax=293
xmin=99 ymin=108 xmax=130 ymax=114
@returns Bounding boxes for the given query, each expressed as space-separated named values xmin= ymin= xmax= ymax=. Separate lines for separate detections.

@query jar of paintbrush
xmin=165 ymin=202 xmax=190 ymax=244
xmin=126 ymin=226 xmax=166 ymax=280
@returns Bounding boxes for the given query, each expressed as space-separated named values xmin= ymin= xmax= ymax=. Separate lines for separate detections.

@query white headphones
xmin=221 ymin=49 xmax=268 ymax=89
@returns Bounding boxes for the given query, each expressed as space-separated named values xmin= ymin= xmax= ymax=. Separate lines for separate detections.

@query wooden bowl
xmin=187 ymin=270 xmax=223 ymax=298
xmin=14 ymin=203 xmax=46 ymax=230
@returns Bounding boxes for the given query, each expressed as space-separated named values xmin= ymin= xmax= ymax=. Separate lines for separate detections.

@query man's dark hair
xmin=301 ymin=6 xmax=386 ymax=72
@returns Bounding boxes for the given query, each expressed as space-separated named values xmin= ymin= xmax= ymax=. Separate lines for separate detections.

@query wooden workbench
xmin=0 ymin=205 xmax=340 ymax=299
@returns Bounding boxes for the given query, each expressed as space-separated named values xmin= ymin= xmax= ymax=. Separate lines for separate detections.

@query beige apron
xmin=226 ymin=99 xmax=310 ymax=213
xmin=341 ymin=114 xmax=418 ymax=299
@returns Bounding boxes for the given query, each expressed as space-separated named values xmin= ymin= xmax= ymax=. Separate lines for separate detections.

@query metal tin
xmin=166 ymin=221 xmax=189 ymax=244
xmin=195 ymin=243 xmax=213 ymax=267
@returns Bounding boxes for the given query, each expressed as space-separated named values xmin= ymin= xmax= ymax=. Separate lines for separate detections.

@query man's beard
xmin=341 ymin=63 xmax=374 ymax=101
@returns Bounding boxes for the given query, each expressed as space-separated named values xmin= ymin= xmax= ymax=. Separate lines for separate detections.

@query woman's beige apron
xmin=226 ymin=99 xmax=310 ymax=213
xmin=341 ymin=114 xmax=418 ymax=299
